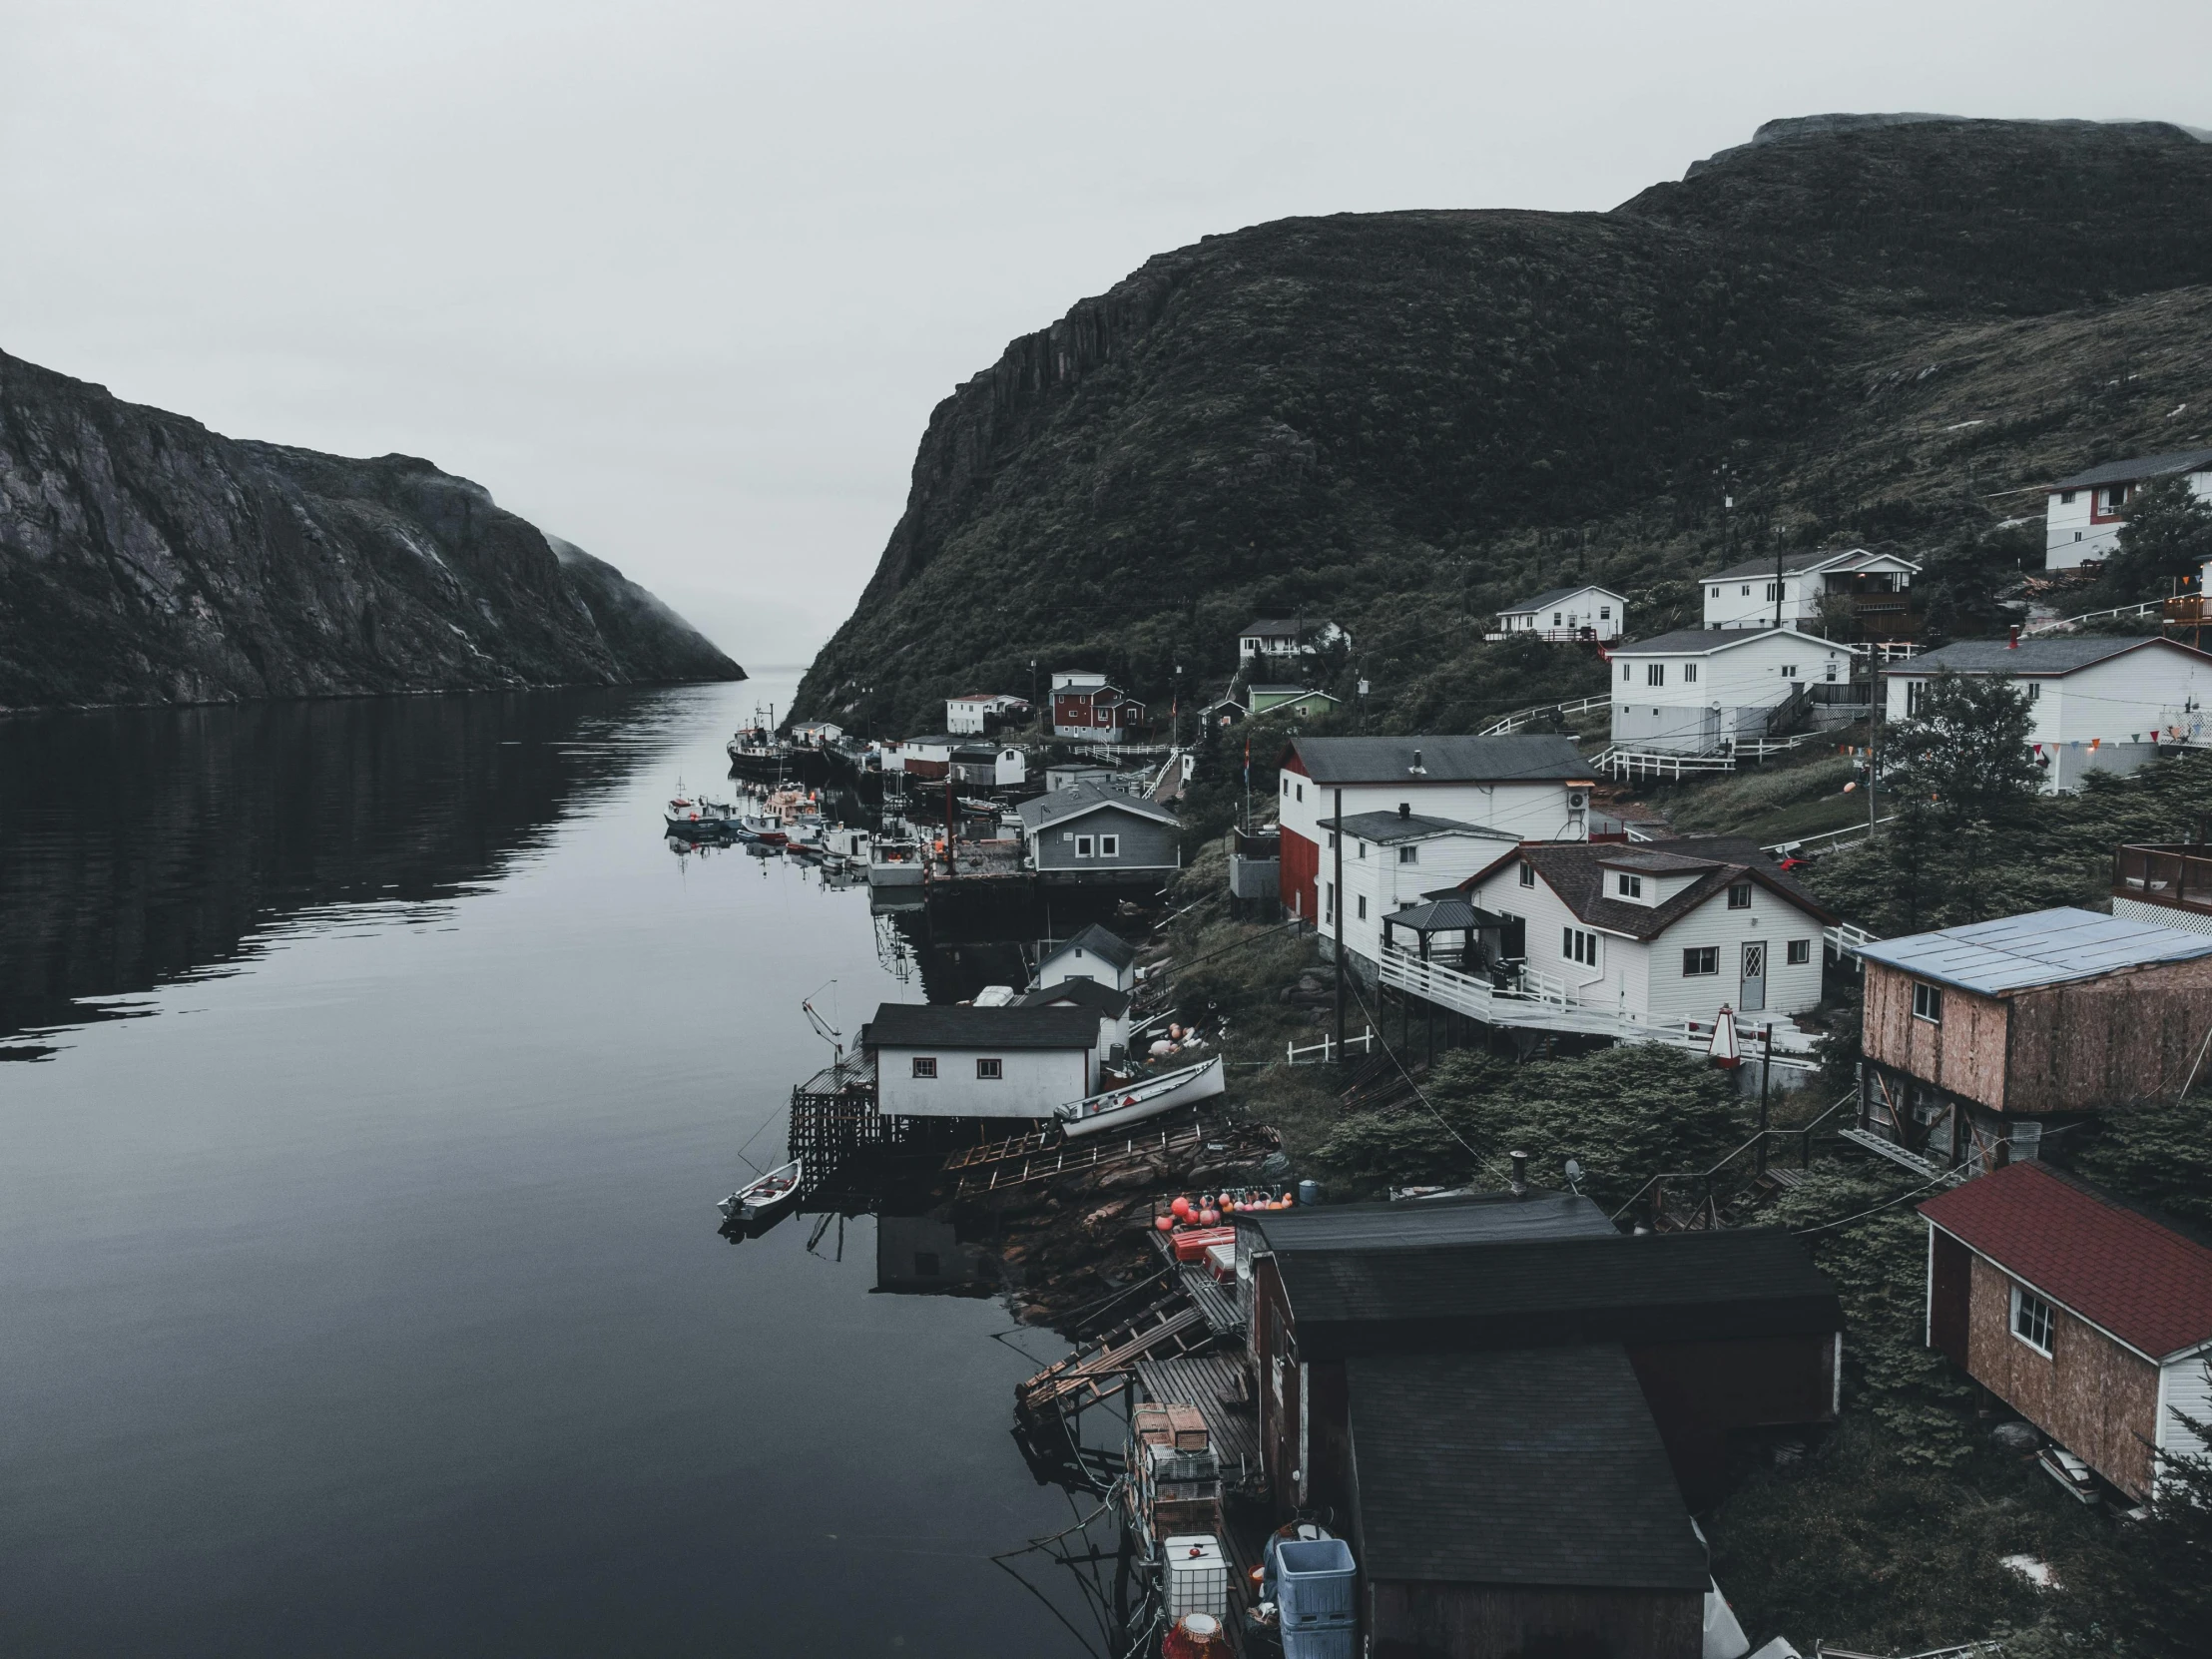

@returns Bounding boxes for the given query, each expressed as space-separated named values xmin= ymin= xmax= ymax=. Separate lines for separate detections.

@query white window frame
xmin=1727 ymin=881 xmax=1753 ymax=909
xmin=1397 ymin=844 xmax=1417 ymax=864
xmin=1519 ymin=862 xmax=1536 ymax=888
xmin=1099 ymin=833 xmax=1119 ymax=857
xmin=976 ymin=1057 xmax=1002 ymax=1080
xmin=1683 ymin=664 xmax=1698 ymax=684
xmin=1075 ymin=833 xmax=1096 ymax=857
xmin=1787 ymin=939 xmax=1812 ymax=965
xmin=1646 ymin=663 xmax=1665 ymax=688
xmin=911 ymin=1056 xmax=938 ymax=1079
xmin=1914 ymin=982 xmax=1943 ymax=1025
xmin=1357 ymin=895 xmax=1368 ymax=920
xmin=1617 ymin=872 xmax=1642 ymax=898
xmin=1563 ymin=927 xmax=1599 ymax=967
xmin=2010 ymin=1284 xmax=2054 ymax=1356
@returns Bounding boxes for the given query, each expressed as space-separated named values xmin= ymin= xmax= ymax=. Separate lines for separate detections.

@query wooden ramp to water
xmin=947 ymin=1116 xmax=1227 ymax=1200
xmin=1016 ymin=1293 xmax=1213 ymax=1419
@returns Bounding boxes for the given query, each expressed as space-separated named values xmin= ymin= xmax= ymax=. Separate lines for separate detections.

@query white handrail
xmin=2023 ymin=599 xmax=2162 ymax=636
xmin=1477 ymin=693 xmax=1613 ymax=738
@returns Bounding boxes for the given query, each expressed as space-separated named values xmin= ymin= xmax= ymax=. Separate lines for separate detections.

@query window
xmin=1563 ymin=927 xmax=1599 ymax=966
xmin=1519 ymin=861 xmax=1536 ymax=888
xmin=1622 ymin=662 xmax=1632 ymax=683
xmin=2011 ymin=1285 xmax=2054 ymax=1355
xmin=1552 ymin=612 xmax=1562 ymax=625
xmin=1710 ymin=587 xmax=1720 ymax=599
xmin=1765 ymin=582 xmax=1780 ymax=601
xmin=1325 ymin=882 xmax=1335 ymax=925
xmin=1282 ymin=778 xmax=1289 ymax=796
xmin=1617 ymin=872 xmax=1643 ymax=898
xmin=1398 ymin=844 xmax=1417 ymax=864
xmin=1357 ymin=895 xmax=1368 ymax=920
xmin=1683 ymin=663 xmax=1699 ymax=684
xmin=1727 ymin=881 xmax=1753 ymax=909
xmin=2059 ymin=489 xmax=2076 ymax=504
xmin=1683 ymin=946 xmax=1719 ymax=976
xmin=1600 ymin=606 xmax=1612 ymax=620
xmin=1781 ymin=664 xmax=1799 ymax=679
xmin=1296 ymin=784 xmax=1304 ymax=803
xmin=1075 ymin=834 xmax=1095 ymax=857
xmin=2025 ymin=683 xmax=2039 ymax=703
xmin=1356 ymin=840 xmax=1367 ymax=859
xmin=1646 ymin=663 xmax=1665 ymax=687
xmin=976 ymin=1058 xmax=1002 ymax=1080
xmin=911 ymin=1057 xmax=938 ymax=1079
xmin=1825 ymin=661 xmax=1839 ymax=682
xmin=1740 ymin=584 xmax=1751 ymax=596
xmin=1913 ymin=982 xmax=1943 ymax=1024
xmin=1906 ymin=681 xmax=1924 ymax=718
xmin=1787 ymin=939 xmax=1812 ymax=965
xmin=1099 ymin=834 xmax=1119 ymax=857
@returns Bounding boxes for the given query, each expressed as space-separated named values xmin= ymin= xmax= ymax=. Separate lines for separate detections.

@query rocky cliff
xmin=794 ymin=117 xmax=2212 ymax=737
xmin=0 ymin=351 xmax=742 ymax=709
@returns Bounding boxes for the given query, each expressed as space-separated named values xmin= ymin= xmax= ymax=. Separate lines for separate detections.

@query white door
xmin=1740 ymin=941 xmax=1767 ymax=1012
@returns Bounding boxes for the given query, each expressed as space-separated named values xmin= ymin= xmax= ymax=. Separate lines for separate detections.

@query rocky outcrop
xmin=0 ymin=349 xmax=742 ymax=709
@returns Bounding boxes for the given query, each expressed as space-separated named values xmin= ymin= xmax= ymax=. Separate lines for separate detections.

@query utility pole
xmin=1332 ymin=786 xmax=1346 ymax=1061
xmin=1030 ymin=659 xmax=1039 ymax=734
xmin=1756 ymin=1019 xmax=1774 ymax=1176
xmin=1868 ymin=659 xmax=1880 ymax=839
xmin=1773 ymin=538 xmax=1786 ymax=632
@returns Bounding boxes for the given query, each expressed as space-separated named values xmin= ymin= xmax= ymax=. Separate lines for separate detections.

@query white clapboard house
xmin=1037 ymin=922 xmax=1139 ymax=993
xmin=1884 ymin=635 xmax=2212 ymax=792
xmin=1606 ymin=628 xmax=1862 ymax=756
xmin=1456 ymin=838 xmax=1834 ymax=1025
xmin=1491 ymin=585 xmax=1627 ymax=643
xmin=1314 ymin=809 xmax=1521 ymax=970
xmin=2044 ymin=448 xmax=2212 ymax=570
xmin=1699 ymin=549 xmax=1920 ymax=633
xmin=1275 ymin=736 xmax=1595 ymax=922
xmin=864 ymin=1003 xmax=1103 ymax=1119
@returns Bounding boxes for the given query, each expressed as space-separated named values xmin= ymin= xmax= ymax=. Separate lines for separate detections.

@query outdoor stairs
xmin=942 ymin=1115 xmax=1240 ymax=1200
xmin=1016 ymin=1293 xmax=1213 ymax=1418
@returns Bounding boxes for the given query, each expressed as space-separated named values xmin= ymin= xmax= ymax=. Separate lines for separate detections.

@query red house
xmin=1048 ymin=670 xmax=1148 ymax=743
xmin=1921 ymin=1160 xmax=2212 ymax=1501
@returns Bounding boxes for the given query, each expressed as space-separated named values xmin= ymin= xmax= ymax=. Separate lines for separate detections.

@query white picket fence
xmin=1286 ymin=1028 xmax=1377 ymax=1065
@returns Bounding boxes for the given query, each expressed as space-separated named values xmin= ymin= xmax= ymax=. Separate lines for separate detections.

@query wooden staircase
xmin=1016 ymin=1294 xmax=1213 ymax=1418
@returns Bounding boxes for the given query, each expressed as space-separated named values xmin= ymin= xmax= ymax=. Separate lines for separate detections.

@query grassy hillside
xmin=794 ymin=119 xmax=2212 ymax=737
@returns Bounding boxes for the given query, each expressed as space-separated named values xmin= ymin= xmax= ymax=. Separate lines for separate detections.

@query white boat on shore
xmin=1054 ymin=1057 xmax=1224 ymax=1139
xmin=719 ymin=1157 xmax=804 ymax=1222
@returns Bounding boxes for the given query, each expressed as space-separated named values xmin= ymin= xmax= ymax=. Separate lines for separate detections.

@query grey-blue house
xmin=1016 ymin=784 xmax=1180 ymax=886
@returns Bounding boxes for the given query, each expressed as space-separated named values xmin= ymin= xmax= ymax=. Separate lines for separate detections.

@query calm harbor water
xmin=0 ymin=680 xmax=1098 ymax=1656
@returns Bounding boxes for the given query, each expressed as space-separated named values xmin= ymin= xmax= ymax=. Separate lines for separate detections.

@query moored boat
xmin=1055 ymin=1056 xmax=1225 ymax=1139
xmin=867 ymin=833 xmax=925 ymax=887
xmin=665 ymin=795 xmax=745 ymax=837
xmin=719 ymin=1157 xmax=804 ymax=1222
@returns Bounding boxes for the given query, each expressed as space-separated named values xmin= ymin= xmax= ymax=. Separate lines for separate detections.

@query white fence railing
xmin=1286 ymin=1028 xmax=1376 ymax=1065
xmin=1376 ymin=948 xmax=1820 ymax=1068
xmin=1825 ymin=920 xmax=1878 ymax=961
xmin=2023 ymin=599 xmax=2161 ymax=637
xmin=1477 ymin=694 xmax=1613 ymax=737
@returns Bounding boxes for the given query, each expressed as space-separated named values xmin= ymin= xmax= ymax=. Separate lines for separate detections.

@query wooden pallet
xmin=1017 ymin=1297 xmax=1212 ymax=1417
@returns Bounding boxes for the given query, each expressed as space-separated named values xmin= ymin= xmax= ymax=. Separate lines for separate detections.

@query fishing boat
xmin=719 ymin=1157 xmax=804 ymax=1222
xmin=665 ymin=795 xmax=744 ymax=837
xmin=1055 ymin=1056 xmax=1225 ymax=1139
xmin=866 ymin=832 xmax=925 ymax=888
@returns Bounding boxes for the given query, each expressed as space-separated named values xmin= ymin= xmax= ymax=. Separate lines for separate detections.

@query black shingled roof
xmin=1013 ymin=977 xmax=1132 ymax=1019
xmin=1491 ymin=835 xmax=1834 ymax=938
xmin=1290 ymin=735 xmax=1589 ymax=785
xmin=1498 ymin=583 xmax=1624 ymax=615
xmin=862 ymin=1003 xmax=1102 ymax=1050
xmin=1046 ymin=922 xmax=1137 ymax=971
xmin=1884 ymin=636 xmax=2212 ymax=676
xmin=1235 ymin=1189 xmax=1617 ymax=1253
xmin=1319 ymin=810 xmax=1511 ymax=844
xmin=1277 ymin=1229 xmax=1840 ymax=1361
xmin=1348 ymin=1346 xmax=1709 ymax=1590
xmin=2049 ymin=448 xmax=2212 ymax=491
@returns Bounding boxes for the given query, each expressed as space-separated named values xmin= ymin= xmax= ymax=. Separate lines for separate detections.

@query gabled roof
xmin=1700 ymin=547 xmax=1921 ymax=583
xmin=1320 ymin=810 xmax=1513 ymax=845
xmin=1275 ymin=1228 xmax=1839 ymax=1361
xmin=1042 ymin=922 xmax=1138 ymax=971
xmin=1859 ymin=904 xmax=2212 ymax=995
xmin=2050 ymin=448 xmax=2212 ymax=492
xmin=1347 ymin=1346 xmax=1708 ymax=1591
xmin=1016 ymin=784 xmax=1178 ymax=831
xmin=1615 ymin=627 xmax=1859 ymax=658
xmin=1013 ymin=977 xmax=1132 ymax=1019
xmin=862 ymin=1003 xmax=1103 ymax=1050
xmin=1233 ymin=1188 xmax=1617 ymax=1253
xmin=1921 ymin=1161 xmax=2212 ymax=1361
xmin=1884 ymin=636 xmax=2212 ymax=677
xmin=1468 ymin=836 xmax=1834 ymax=938
xmin=1239 ymin=618 xmax=1310 ymax=637
xmin=1289 ymin=735 xmax=1590 ymax=785
xmin=1596 ymin=848 xmax=1721 ymax=875
xmin=1498 ymin=583 xmax=1627 ymax=615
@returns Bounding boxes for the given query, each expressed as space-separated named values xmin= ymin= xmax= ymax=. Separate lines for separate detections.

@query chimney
xmin=1398 ymin=802 xmax=1411 ymax=820
xmin=2008 ymin=625 xmax=2019 ymax=650
xmin=1409 ymin=748 xmax=1425 ymax=776
xmin=1508 ymin=1150 xmax=1528 ymax=1197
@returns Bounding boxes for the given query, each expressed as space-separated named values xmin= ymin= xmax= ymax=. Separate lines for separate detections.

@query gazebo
xmin=1379 ymin=892 xmax=1519 ymax=977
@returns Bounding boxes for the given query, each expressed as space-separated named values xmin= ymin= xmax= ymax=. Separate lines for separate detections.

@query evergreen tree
xmin=1885 ymin=670 xmax=2042 ymax=830
xmin=2084 ymin=1372 xmax=2212 ymax=1659
xmin=2100 ymin=474 xmax=2212 ymax=605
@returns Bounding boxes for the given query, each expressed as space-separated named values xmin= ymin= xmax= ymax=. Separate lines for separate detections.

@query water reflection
xmin=0 ymin=689 xmax=683 ymax=1053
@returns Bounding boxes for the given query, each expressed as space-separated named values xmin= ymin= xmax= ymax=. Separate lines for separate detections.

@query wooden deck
xmin=947 ymin=1116 xmax=1233 ymax=1199
xmin=1016 ymin=1296 xmax=1212 ymax=1417
xmin=1133 ymin=1351 xmax=1263 ymax=1489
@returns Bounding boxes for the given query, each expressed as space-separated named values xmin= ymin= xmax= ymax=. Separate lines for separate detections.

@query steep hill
xmin=0 ymin=351 xmax=742 ymax=709
xmin=795 ymin=118 xmax=2212 ymax=736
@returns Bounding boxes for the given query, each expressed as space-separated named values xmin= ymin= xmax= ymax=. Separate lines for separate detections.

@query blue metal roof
xmin=1859 ymin=905 xmax=2212 ymax=995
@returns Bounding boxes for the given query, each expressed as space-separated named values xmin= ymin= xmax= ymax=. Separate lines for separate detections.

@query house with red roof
xmin=1921 ymin=1160 xmax=2212 ymax=1501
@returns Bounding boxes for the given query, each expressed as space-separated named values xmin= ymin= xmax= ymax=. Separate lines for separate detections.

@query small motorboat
xmin=1055 ymin=1057 xmax=1225 ymax=1139
xmin=719 ymin=1158 xmax=804 ymax=1222
xmin=665 ymin=795 xmax=744 ymax=837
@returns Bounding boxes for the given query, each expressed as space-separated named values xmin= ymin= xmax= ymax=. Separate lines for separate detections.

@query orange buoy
xmin=1155 ymin=1215 xmax=1175 ymax=1232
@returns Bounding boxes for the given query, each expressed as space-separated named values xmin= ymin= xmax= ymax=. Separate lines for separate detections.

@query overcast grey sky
xmin=4 ymin=1 xmax=2205 ymax=669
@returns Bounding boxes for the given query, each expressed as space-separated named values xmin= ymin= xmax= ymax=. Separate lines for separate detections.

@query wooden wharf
xmin=945 ymin=1115 xmax=1232 ymax=1200
xmin=1015 ymin=1293 xmax=1213 ymax=1418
